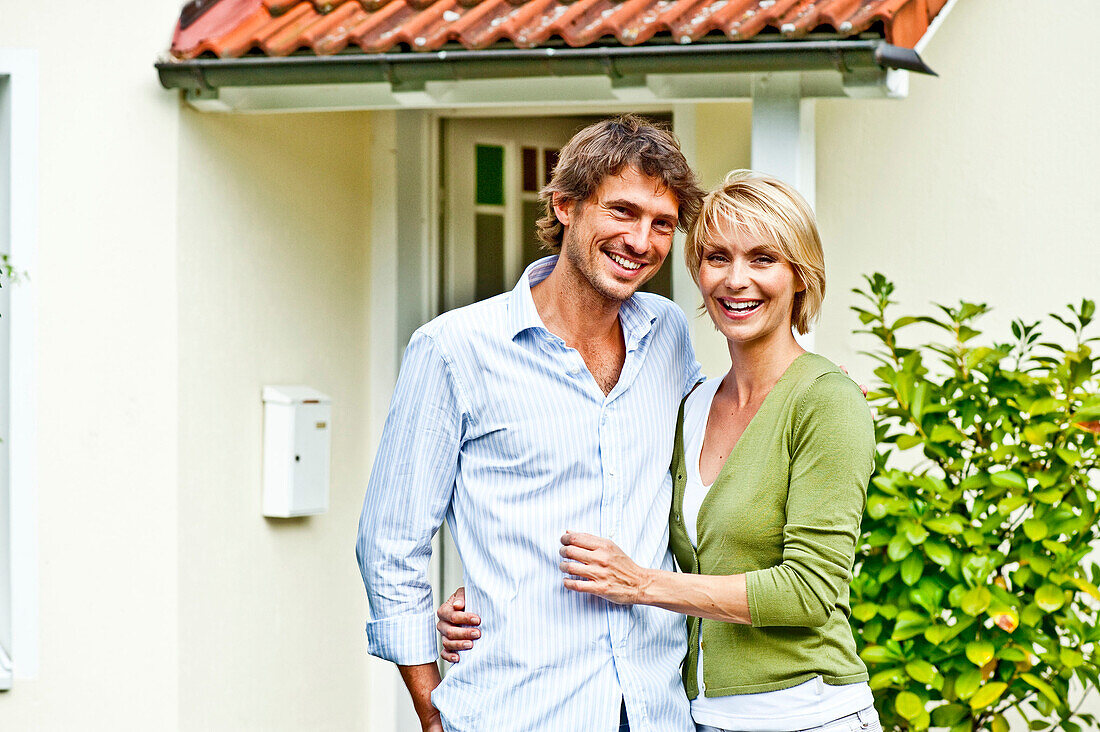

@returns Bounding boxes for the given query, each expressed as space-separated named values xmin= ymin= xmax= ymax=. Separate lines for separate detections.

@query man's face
xmin=553 ymin=166 xmax=680 ymax=304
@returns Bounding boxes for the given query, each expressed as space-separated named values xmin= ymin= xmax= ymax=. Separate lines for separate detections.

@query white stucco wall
xmin=175 ymin=109 xmax=374 ymax=731
xmin=814 ymin=0 xmax=1100 ymax=383
xmin=0 ymin=1 xmax=183 ymax=728
xmin=0 ymin=5 xmax=383 ymax=729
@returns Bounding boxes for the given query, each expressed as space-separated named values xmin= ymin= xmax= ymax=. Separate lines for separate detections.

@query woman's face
xmin=697 ymin=226 xmax=804 ymax=348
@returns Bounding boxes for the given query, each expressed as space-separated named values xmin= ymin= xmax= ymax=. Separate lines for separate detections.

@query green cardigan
xmin=668 ymin=353 xmax=875 ymax=698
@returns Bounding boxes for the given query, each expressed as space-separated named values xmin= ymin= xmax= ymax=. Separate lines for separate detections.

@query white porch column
xmin=366 ymin=109 xmax=439 ymax=732
xmin=751 ymin=74 xmax=816 ymax=351
xmin=671 ymin=104 xmax=701 ymax=320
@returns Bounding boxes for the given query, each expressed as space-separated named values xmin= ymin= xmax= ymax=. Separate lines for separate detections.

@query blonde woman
xmin=442 ymin=171 xmax=879 ymax=732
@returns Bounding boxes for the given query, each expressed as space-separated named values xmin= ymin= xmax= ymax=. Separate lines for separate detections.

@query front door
xmin=436 ymin=113 xmax=673 ymax=607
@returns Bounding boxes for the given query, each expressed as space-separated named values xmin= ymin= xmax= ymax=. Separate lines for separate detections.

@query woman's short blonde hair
xmin=685 ymin=170 xmax=826 ymax=335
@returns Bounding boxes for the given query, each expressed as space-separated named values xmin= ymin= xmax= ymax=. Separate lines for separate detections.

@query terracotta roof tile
xmin=169 ymin=0 xmax=948 ymax=58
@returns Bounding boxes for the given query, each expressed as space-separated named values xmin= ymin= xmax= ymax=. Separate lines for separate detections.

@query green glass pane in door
xmin=475 ymin=144 xmax=505 ymax=205
xmin=475 ymin=213 xmax=505 ymax=301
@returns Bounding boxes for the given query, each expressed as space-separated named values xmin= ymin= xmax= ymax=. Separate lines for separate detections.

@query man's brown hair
xmin=536 ymin=115 xmax=704 ymax=252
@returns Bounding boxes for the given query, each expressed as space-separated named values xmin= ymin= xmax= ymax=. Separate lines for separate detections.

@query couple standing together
xmin=356 ymin=115 xmax=879 ymax=732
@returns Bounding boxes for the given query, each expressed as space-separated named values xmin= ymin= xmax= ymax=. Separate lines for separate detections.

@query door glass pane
xmin=543 ymin=148 xmax=560 ymax=186
xmin=475 ymin=144 xmax=505 ymax=206
xmin=642 ymin=259 xmax=673 ymax=299
xmin=475 ymin=213 xmax=505 ymax=301
xmin=522 ymin=200 xmax=545 ymax=270
xmin=521 ymin=147 xmax=538 ymax=192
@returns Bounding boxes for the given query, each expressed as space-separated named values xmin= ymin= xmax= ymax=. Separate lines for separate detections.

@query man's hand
xmin=559 ymin=531 xmax=648 ymax=605
xmin=437 ymin=587 xmax=481 ymax=664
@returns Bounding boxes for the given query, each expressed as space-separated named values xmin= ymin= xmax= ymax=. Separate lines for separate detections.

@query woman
xmin=444 ymin=171 xmax=879 ymax=732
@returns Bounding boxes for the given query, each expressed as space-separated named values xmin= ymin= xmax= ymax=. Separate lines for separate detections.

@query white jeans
xmin=696 ymin=704 xmax=882 ymax=732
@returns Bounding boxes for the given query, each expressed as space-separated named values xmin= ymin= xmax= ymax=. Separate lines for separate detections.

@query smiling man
xmin=356 ymin=116 xmax=705 ymax=732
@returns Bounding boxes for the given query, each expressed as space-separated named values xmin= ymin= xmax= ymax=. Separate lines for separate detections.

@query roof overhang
xmin=157 ymin=38 xmax=934 ymax=112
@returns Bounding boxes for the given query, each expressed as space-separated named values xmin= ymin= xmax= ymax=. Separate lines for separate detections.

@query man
xmin=356 ymin=115 xmax=705 ymax=731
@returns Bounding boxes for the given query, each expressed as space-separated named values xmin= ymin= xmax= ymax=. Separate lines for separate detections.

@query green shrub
xmin=849 ymin=274 xmax=1100 ymax=731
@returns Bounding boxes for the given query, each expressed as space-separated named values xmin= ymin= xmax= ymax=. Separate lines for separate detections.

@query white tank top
xmin=682 ymin=377 xmax=873 ymax=731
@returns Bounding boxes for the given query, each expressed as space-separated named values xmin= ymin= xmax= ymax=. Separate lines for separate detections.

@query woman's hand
xmin=559 ymin=531 xmax=650 ymax=605
xmin=436 ymin=587 xmax=481 ymax=664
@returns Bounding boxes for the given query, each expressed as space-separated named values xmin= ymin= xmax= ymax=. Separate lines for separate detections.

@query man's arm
xmin=399 ymin=664 xmax=444 ymax=732
xmin=356 ymin=330 xmax=468 ymax=728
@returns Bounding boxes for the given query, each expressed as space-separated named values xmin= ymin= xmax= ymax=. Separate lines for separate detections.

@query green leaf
xmin=1021 ymin=603 xmax=1044 ymax=627
xmin=955 ymin=668 xmax=982 ymax=700
xmin=895 ymin=691 xmax=924 ymax=721
xmin=991 ymin=714 xmax=1010 ymax=732
xmin=931 ymin=703 xmax=968 ymax=727
xmin=1035 ymin=584 xmax=1064 ymax=612
xmin=866 ymin=494 xmax=890 ymax=520
xmin=896 ymin=434 xmax=924 ymax=450
xmin=1022 ymin=518 xmax=1048 ymax=541
xmin=1056 ymin=446 xmax=1082 ymax=465
xmin=1028 ymin=397 xmax=1059 ymax=415
xmin=923 ymin=624 xmax=949 ymax=645
xmin=869 ymin=667 xmax=905 ymax=690
xmin=851 ymin=603 xmax=878 ymax=622
xmin=891 ymin=610 xmax=928 ymax=641
xmin=1070 ymin=576 xmax=1100 ymax=601
xmin=888 ymin=534 xmax=912 ymax=562
xmin=965 ymin=640 xmax=995 ymax=667
xmin=1033 ymin=488 xmax=1063 ymax=504
xmin=925 ymin=514 xmax=967 ymax=535
xmin=892 ymin=316 xmax=922 ymax=330
xmin=904 ymin=521 xmax=930 ymax=545
xmin=1059 ymin=647 xmax=1084 ymax=668
xmin=1070 ymin=404 xmax=1100 ymax=422
xmin=859 ymin=645 xmax=898 ymax=664
xmin=990 ymin=470 xmax=1027 ymax=489
xmin=901 ymin=553 xmax=924 ymax=585
xmin=999 ymin=494 xmax=1028 ymax=513
xmin=923 ymin=540 xmax=954 ymax=567
xmin=968 ymin=681 xmax=1007 ymax=710
xmin=961 ymin=586 xmax=991 ymax=615
xmin=1020 ymin=673 xmax=1062 ymax=708
xmin=911 ymin=381 xmax=929 ymax=420
xmin=905 ymin=659 xmax=940 ymax=686
xmin=930 ymin=423 xmax=967 ymax=443
xmin=1034 ymin=470 xmax=1058 ymax=488
xmin=1023 ymin=425 xmax=1048 ymax=445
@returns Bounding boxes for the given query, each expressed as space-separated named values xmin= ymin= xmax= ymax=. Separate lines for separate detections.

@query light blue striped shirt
xmin=357 ymin=256 xmax=701 ymax=731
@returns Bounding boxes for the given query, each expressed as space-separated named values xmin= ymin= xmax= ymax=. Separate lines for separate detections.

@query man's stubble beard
xmin=561 ymin=226 xmax=652 ymax=306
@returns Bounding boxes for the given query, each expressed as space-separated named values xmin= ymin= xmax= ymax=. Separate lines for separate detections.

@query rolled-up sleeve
xmin=747 ymin=372 xmax=874 ymax=628
xmin=356 ymin=330 xmax=467 ymax=664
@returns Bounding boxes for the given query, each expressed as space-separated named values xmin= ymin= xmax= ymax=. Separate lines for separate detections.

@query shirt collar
xmin=507 ymin=255 xmax=657 ymax=345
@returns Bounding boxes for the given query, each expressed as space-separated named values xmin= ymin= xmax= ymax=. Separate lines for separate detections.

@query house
xmin=0 ymin=0 xmax=1097 ymax=729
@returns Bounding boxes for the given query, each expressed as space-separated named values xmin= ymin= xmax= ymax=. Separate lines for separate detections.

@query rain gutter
xmin=156 ymin=39 xmax=934 ymax=93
